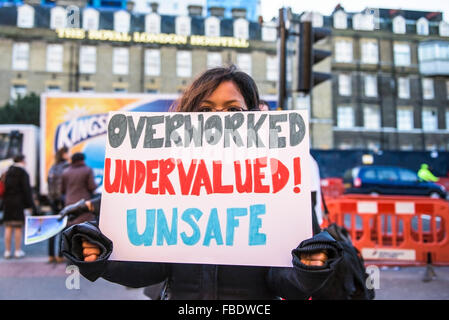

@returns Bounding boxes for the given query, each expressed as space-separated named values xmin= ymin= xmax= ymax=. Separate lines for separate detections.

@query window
xmin=417 ymin=18 xmax=429 ymax=36
xmin=397 ymin=106 xmax=414 ymax=130
xmin=440 ymin=21 xmax=449 ymax=37
xmin=364 ymin=74 xmax=377 ymax=97
xmin=112 ymin=48 xmax=129 ymax=75
xmin=363 ymin=105 xmax=380 ymax=129
xmin=79 ymin=46 xmax=96 ymax=74
xmin=17 ymin=4 xmax=34 ymax=28
xmin=50 ymin=6 xmax=66 ymax=30
xmin=176 ymin=51 xmax=192 ymax=78
xmin=79 ymin=87 xmax=94 ymax=93
xmin=83 ymin=8 xmax=99 ymax=31
xmin=377 ymin=168 xmax=398 ymax=181
xmin=362 ymin=169 xmax=376 ymax=179
xmin=261 ymin=21 xmax=277 ymax=42
xmin=335 ymin=40 xmax=353 ymax=63
xmin=10 ymin=85 xmax=27 ymax=101
xmin=447 ymin=81 xmax=449 ymax=99
xmin=394 ymin=43 xmax=411 ymax=66
xmin=114 ymin=10 xmax=130 ymax=33
xmin=114 ymin=88 xmax=127 ymax=93
xmin=145 ymin=13 xmax=161 ymax=34
xmin=422 ymin=107 xmax=438 ymax=131
xmin=422 ymin=78 xmax=434 ymax=100
xmin=361 ymin=40 xmax=378 ymax=64
xmin=145 ymin=49 xmax=160 ymax=76
xmin=398 ymin=77 xmax=410 ymax=99
xmin=446 ymin=109 xmax=449 ymax=129
xmin=338 ymin=74 xmax=351 ymax=96
xmin=207 ymin=52 xmax=222 ymax=69
xmin=236 ymin=53 xmax=252 ymax=75
xmin=392 ymin=16 xmax=406 ymax=34
xmin=205 ymin=16 xmax=220 ymax=37
xmin=176 ymin=16 xmax=191 ymax=36
xmin=266 ymin=55 xmax=278 ymax=81
xmin=399 ymin=169 xmax=418 ymax=182
xmin=337 ymin=106 xmax=354 ymax=128
xmin=353 ymin=13 xmax=374 ymax=31
xmin=12 ymin=42 xmax=29 ymax=71
xmin=333 ymin=10 xmax=347 ymax=29
xmin=311 ymin=12 xmax=323 ymax=27
xmin=46 ymin=44 xmax=63 ymax=73
xmin=234 ymin=18 xmax=249 ymax=40
xmin=46 ymin=85 xmax=61 ymax=92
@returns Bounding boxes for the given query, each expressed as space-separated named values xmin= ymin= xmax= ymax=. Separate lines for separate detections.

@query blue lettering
xmin=203 ymin=208 xmax=224 ymax=246
xmin=249 ymin=204 xmax=266 ymax=245
xmin=126 ymin=209 xmax=155 ymax=246
xmin=157 ymin=208 xmax=178 ymax=246
xmin=180 ymin=208 xmax=202 ymax=246
xmin=226 ymin=207 xmax=247 ymax=246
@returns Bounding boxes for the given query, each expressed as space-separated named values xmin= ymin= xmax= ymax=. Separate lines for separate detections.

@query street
xmin=1 ymin=225 xmax=449 ymax=300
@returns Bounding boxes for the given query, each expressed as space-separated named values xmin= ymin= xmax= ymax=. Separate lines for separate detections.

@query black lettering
xmin=289 ymin=112 xmax=306 ymax=146
xmin=108 ymin=114 xmax=127 ymax=148
xmin=269 ymin=114 xmax=287 ymax=148
xmin=144 ymin=116 xmax=164 ymax=148
xmin=127 ymin=116 xmax=146 ymax=149
xmin=224 ymin=113 xmax=244 ymax=147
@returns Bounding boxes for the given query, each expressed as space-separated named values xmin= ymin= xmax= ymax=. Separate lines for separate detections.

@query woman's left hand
xmin=300 ymin=251 xmax=328 ymax=266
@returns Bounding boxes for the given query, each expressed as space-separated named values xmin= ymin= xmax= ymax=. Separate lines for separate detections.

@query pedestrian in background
xmin=61 ymin=152 xmax=97 ymax=226
xmin=3 ymin=154 xmax=37 ymax=259
xmin=417 ymin=163 xmax=439 ymax=182
xmin=46 ymin=146 xmax=69 ymax=263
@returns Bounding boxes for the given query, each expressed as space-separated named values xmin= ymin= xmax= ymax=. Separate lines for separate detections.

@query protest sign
xmin=99 ymin=110 xmax=312 ymax=267
xmin=25 ymin=215 xmax=68 ymax=245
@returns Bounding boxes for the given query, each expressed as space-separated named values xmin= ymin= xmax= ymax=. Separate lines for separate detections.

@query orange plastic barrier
xmin=326 ymin=194 xmax=449 ymax=266
xmin=321 ymin=178 xmax=345 ymax=200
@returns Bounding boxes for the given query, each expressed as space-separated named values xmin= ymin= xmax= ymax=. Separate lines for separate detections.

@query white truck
xmin=0 ymin=124 xmax=40 ymax=189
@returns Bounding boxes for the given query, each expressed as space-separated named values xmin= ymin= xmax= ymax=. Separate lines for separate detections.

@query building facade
xmin=326 ymin=7 xmax=449 ymax=151
xmin=0 ymin=0 xmax=278 ymax=105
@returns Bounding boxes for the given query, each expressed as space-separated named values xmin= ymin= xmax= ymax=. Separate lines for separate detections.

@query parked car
xmin=343 ymin=165 xmax=447 ymax=199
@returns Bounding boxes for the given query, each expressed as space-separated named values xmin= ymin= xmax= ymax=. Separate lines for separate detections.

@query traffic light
xmin=297 ymin=21 xmax=331 ymax=94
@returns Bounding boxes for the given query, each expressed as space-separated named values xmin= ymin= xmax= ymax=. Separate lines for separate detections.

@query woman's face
xmin=197 ymin=81 xmax=248 ymax=112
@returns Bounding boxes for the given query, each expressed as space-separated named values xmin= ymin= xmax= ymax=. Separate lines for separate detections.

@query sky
xmin=260 ymin=0 xmax=449 ymax=22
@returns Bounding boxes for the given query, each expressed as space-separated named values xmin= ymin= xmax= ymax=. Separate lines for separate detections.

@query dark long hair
xmin=170 ymin=65 xmax=260 ymax=112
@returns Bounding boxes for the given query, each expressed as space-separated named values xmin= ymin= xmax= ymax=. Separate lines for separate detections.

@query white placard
xmin=99 ymin=110 xmax=312 ymax=267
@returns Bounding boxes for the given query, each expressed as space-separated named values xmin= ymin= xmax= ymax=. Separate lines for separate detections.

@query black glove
xmin=61 ymin=221 xmax=113 ymax=282
xmin=58 ymin=199 xmax=88 ymax=221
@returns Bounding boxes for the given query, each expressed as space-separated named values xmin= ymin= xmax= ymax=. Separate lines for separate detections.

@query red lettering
xmin=234 ymin=160 xmax=252 ymax=193
xmin=159 ymin=158 xmax=176 ymax=195
xmin=191 ymin=160 xmax=213 ymax=196
xmin=104 ymin=158 xmax=121 ymax=193
xmin=212 ymin=161 xmax=233 ymax=193
xmin=134 ymin=160 xmax=146 ymax=193
xmin=253 ymin=157 xmax=270 ymax=193
xmin=120 ymin=160 xmax=135 ymax=194
xmin=145 ymin=160 xmax=159 ymax=194
xmin=177 ymin=159 xmax=197 ymax=195
xmin=270 ymin=158 xmax=289 ymax=193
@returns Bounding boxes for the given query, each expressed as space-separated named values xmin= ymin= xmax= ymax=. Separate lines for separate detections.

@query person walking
xmin=61 ymin=152 xmax=97 ymax=226
xmin=46 ymin=146 xmax=69 ymax=263
xmin=3 ymin=154 xmax=37 ymax=259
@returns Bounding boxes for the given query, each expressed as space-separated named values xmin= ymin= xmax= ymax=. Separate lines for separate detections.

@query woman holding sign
xmin=61 ymin=66 xmax=372 ymax=300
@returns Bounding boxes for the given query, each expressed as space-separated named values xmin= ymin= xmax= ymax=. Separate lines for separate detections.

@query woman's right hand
xmin=82 ymin=239 xmax=101 ymax=262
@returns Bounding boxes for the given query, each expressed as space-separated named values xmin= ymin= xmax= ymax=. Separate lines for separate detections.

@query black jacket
xmin=61 ymin=221 xmax=367 ymax=300
xmin=2 ymin=165 xmax=35 ymax=222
